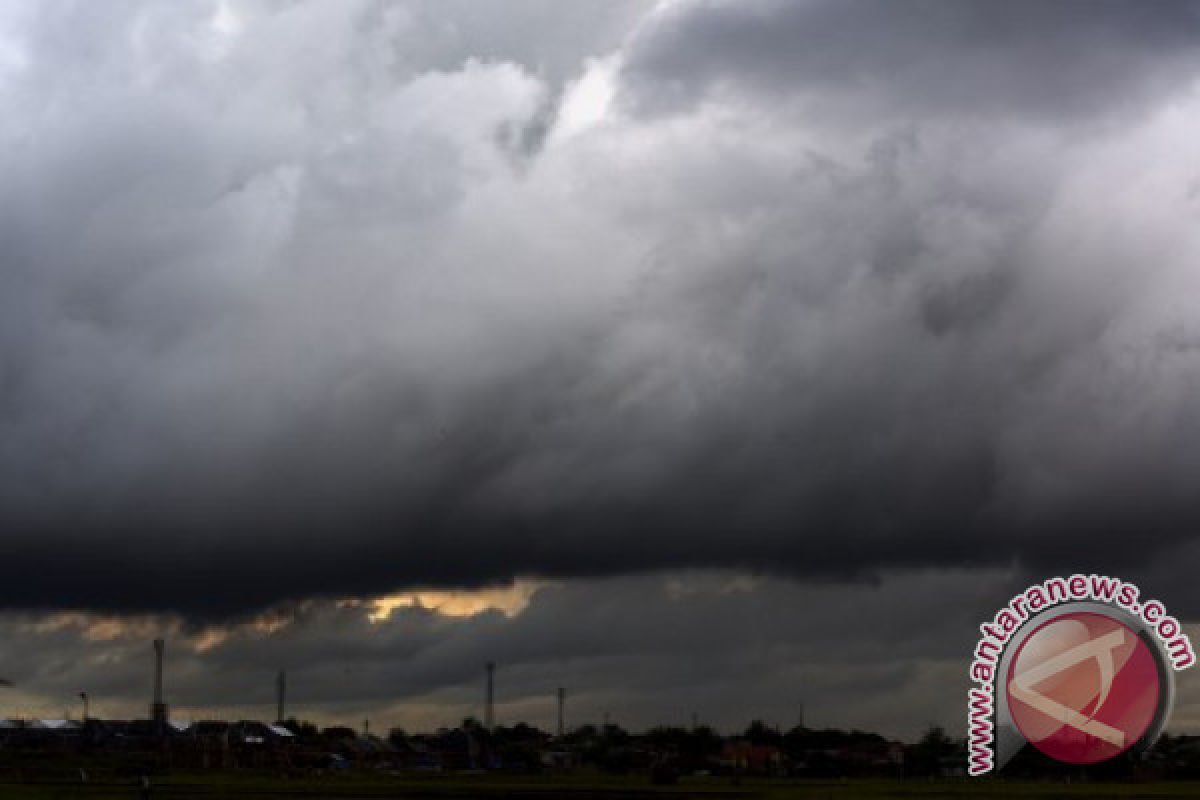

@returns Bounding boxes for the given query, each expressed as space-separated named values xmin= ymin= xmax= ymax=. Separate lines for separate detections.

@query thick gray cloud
xmin=621 ymin=0 xmax=1200 ymax=121
xmin=2 ymin=0 xmax=1200 ymax=619
xmin=5 ymin=570 xmax=1199 ymax=739
xmin=0 ymin=569 xmax=1044 ymax=738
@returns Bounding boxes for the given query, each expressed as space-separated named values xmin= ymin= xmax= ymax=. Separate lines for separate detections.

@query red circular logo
xmin=1006 ymin=611 xmax=1160 ymax=765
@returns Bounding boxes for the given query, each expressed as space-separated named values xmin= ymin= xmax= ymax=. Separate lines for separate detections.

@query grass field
xmin=0 ymin=773 xmax=1196 ymax=800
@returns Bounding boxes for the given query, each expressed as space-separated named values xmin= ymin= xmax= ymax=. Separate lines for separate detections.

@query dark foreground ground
xmin=0 ymin=773 xmax=1197 ymax=800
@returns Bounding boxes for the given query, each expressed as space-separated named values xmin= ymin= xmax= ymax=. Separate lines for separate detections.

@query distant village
xmin=6 ymin=715 xmax=1200 ymax=784
xmin=3 ymin=641 xmax=1200 ymax=784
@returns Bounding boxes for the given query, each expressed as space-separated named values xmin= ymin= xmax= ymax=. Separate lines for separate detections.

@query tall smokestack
xmin=484 ymin=662 xmax=495 ymax=731
xmin=556 ymin=687 xmax=566 ymax=738
xmin=276 ymin=670 xmax=287 ymax=724
xmin=151 ymin=639 xmax=168 ymax=731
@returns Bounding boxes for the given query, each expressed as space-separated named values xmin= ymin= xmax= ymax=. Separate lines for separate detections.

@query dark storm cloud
xmin=3 ymin=1 xmax=1200 ymax=615
xmin=621 ymin=0 xmax=1200 ymax=121
xmin=0 ymin=570 xmax=1026 ymax=738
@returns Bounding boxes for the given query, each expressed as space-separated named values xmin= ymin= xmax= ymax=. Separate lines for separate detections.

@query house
xmin=719 ymin=741 xmax=785 ymax=775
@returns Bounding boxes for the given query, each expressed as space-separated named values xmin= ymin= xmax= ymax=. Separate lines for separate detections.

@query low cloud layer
xmin=3 ymin=1 xmax=1200 ymax=617
xmin=0 ymin=569 xmax=1076 ymax=738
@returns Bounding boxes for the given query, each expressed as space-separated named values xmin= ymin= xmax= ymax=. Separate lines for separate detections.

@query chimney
xmin=150 ymin=639 xmax=168 ymax=731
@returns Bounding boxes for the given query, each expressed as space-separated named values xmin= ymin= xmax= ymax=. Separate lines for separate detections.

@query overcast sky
xmin=3 ymin=0 xmax=1200 ymax=738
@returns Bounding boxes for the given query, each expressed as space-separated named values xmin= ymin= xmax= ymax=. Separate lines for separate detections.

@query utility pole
xmin=484 ymin=662 xmax=495 ymax=731
xmin=556 ymin=688 xmax=566 ymax=738
xmin=275 ymin=670 xmax=286 ymax=724
xmin=80 ymin=692 xmax=89 ymax=722
xmin=0 ymin=679 xmax=11 ymax=722
xmin=150 ymin=639 xmax=168 ymax=733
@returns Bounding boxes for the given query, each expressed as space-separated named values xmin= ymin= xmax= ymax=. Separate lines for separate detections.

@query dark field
xmin=0 ymin=774 xmax=1197 ymax=800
